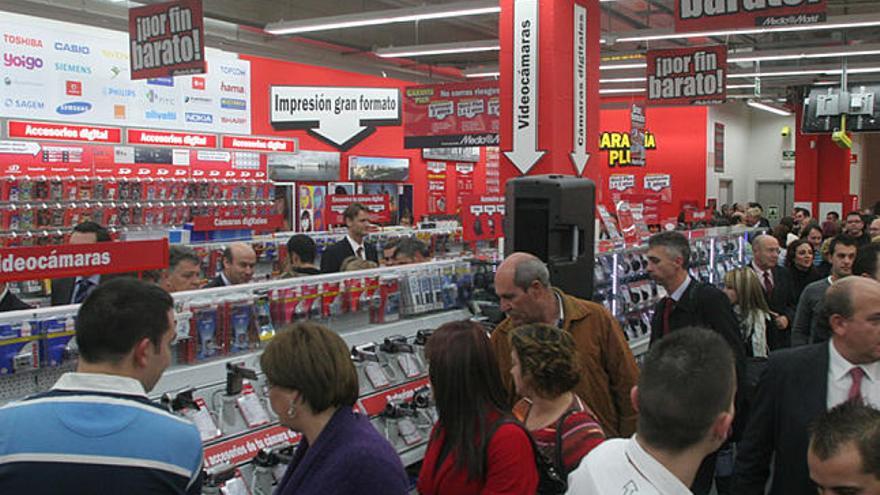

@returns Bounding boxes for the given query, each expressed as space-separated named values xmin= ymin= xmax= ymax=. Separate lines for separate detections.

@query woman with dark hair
xmin=802 ymin=224 xmax=825 ymax=268
xmin=510 ymin=324 xmax=605 ymax=474
xmin=262 ymin=322 xmax=408 ymax=495
xmin=785 ymin=239 xmax=822 ymax=301
xmin=418 ymin=321 xmax=538 ymax=494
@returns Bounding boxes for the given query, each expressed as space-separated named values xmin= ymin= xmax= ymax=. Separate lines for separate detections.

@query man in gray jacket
xmin=792 ymin=235 xmax=857 ymax=345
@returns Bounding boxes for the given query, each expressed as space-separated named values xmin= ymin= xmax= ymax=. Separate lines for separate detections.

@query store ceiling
xmin=4 ymin=0 xmax=880 ymax=99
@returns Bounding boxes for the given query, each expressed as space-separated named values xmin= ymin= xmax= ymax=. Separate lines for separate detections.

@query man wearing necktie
xmin=320 ymin=203 xmax=379 ymax=273
xmin=750 ymin=235 xmax=797 ymax=350
xmin=734 ymin=276 xmax=880 ymax=494
xmin=51 ymin=222 xmax=113 ymax=306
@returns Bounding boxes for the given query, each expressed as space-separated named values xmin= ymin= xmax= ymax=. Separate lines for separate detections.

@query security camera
xmin=781 ymin=126 xmax=791 ymax=137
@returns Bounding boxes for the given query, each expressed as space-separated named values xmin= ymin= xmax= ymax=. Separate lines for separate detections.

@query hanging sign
xmin=129 ymin=0 xmax=206 ymax=80
xmin=325 ymin=194 xmax=391 ymax=226
xmin=427 ymin=162 xmax=448 ymax=215
xmin=647 ymin=45 xmax=727 ymax=106
xmin=630 ymin=102 xmax=646 ymax=167
xmin=8 ymin=121 xmax=123 ymax=144
xmin=0 ymin=239 xmax=169 ymax=282
xmin=570 ymin=2 xmax=590 ymax=176
xmin=484 ymin=147 xmax=501 ymax=195
xmin=505 ymin=0 xmax=545 ymax=175
xmin=675 ymin=0 xmax=826 ymax=32
xmin=402 ymin=81 xmax=500 ymax=149
xmin=221 ymin=135 xmax=296 ymax=153
xmin=270 ymin=86 xmax=400 ymax=150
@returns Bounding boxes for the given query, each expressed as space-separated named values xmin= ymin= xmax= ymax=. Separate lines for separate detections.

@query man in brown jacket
xmin=491 ymin=252 xmax=639 ymax=437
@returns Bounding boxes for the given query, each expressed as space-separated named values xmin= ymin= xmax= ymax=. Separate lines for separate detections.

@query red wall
xmin=243 ymin=54 xmax=487 ymax=222
xmin=794 ymin=104 xmax=851 ymax=214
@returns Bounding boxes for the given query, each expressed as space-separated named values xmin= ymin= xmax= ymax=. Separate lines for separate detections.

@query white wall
xmin=705 ymin=102 xmax=796 ymax=205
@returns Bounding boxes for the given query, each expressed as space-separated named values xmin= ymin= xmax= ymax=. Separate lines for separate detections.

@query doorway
xmin=718 ymin=180 xmax=733 ymax=208
xmin=755 ymin=181 xmax=795 ymax=226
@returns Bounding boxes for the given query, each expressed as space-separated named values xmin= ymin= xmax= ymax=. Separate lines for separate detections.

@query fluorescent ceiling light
xmin=730 ymin=48 xmax=880 ymax=63
xmin=464 ymin=70 xmax=500 ymax=78
xmin=599 ymin=66 xmax=880 ymax=83
xmin=614 ymin=17 xmax=880 ymax=43
xmin=375 ymin=40 xmax=499 ymax=58
xmin=747 ymin=100 xmax=792 ymax=116
xmin=726 ymin=83 xmax=756 ymax=89
xmin=599 ymin=88 xmax=646 ymax=94
xmin=599 ymin=76 xmax=645 ymax=83
xmin=600 ymin=62 xmax=647 ymax=71
xmin=265 ymin=0 xmax=499 ymax=35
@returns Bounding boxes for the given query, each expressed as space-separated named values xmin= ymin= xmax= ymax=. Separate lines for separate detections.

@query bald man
xmin=751 ymin=234 xmax=797 ymax=349
xmin=204 ymin=242 xmax=257 ymax=288
xmin=490 ymin=252 xmax=640 ymax=438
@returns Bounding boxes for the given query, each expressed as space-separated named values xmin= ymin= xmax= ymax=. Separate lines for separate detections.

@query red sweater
xmin=417 ymin=415 xmax=538 ymax=495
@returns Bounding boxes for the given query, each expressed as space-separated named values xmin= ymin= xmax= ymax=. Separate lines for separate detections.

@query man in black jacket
xmin=51 ymin=221 xmax=115 ymax=306
xmin=320 ymin=203 xmax=378 ymax=273
xmin=0 ymin=283 xmax=31 ymax=312
xmin=646 ymin=231 xmax=747 ymax=495
xmin=204 ymin=243 xmax=256 ymax=288
xmin=734 ymin=276 xmax=880 ymax=494
xmin=750 ymin=235 xmax=797 ymax=349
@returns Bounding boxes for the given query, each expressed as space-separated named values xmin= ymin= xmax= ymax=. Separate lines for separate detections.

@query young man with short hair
xmin=284 ymin=234 xmax=320 ymax=277
xmin=808 ymin=401 xmax=880 ymax=495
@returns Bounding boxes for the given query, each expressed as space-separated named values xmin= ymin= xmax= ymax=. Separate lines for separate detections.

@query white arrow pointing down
xmin=310 ymin=118 xmax=369 ymax=149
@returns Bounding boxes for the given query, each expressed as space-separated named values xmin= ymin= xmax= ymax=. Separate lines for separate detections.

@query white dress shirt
xmin=751 ymin=261 xmax=774 ymax=288
xmin=668 ymin=276 xmax=691 ymax=302
xmin=827 ymin=340 xmax=879 ymax=408
xmin=567 ymin=436 xmax=691 ymax=495
xmin=346 ymin=234 xmax=366 ymax=260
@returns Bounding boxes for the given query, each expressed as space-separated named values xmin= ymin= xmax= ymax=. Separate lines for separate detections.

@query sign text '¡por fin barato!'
xmin=131 ymin=4 xmax=201 ymax=71
xmin=649 ymin=50 xmax=724 ymax=100
xmin=0 ymin=250 xmax=111 ymax=273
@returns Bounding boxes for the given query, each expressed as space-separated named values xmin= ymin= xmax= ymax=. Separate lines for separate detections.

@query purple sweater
xmin=275 ymin=407 xmax=408 ymax=495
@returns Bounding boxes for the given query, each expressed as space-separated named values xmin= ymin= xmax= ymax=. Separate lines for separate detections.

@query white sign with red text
xmin=127 ymin=129 xmax=216 ymax=148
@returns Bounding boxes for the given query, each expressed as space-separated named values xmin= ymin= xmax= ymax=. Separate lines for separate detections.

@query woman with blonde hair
xmin=723 ymin=268 xmax=773 ymax=360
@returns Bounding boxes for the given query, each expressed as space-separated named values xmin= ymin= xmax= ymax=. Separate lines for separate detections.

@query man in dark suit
xmin=646 ymin=231 xmax=747 ymax=495
xmin=203 ymin=243 xmax=256 ymax=288
xmin=51 ymin=221 xmax=113 ymax=306
xmin=734 ymin=276 xmax=880 ymax=494
xmin=0 ymin=283 xmax=31 ymax=312
xmin=750 ymin=235 xmax=797 ymax=349
xmin=320 ymin=203 xmax=378 ymax=273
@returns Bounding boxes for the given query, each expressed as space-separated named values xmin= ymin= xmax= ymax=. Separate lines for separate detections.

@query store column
xmin=498 ymin=0 xmax=601 ymax=185
xmin=794 ymin=105 xmax=854 ymax=215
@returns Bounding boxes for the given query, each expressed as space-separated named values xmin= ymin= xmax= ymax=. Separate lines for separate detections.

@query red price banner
xmin=192 ymin=214 xmax=283 ymax=231
xmin=461 ymin=195 xmax=505 ymax=242
xmin=8 ymin=120 xmax=122 ymax=144
xmin=203 ymin=425 xmax=300 ymax=469
xmin=129 ymin=0 xmax=206 ymax=80
xmin=221 ymin=135 xmax=297 ymax=153
xmin=325 ymin=194 xmax=391 ymax=226
xmin=0 ymin=239 xmax=169 ymax=282
xmin=127 ymin=129 xmax=217 ymax=148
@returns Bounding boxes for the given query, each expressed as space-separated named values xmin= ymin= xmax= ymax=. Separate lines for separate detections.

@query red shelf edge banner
xmin=203 ymin=425 xmax=300 ymax=469
xmin=0 ymin=239 xmax=169 ymax=282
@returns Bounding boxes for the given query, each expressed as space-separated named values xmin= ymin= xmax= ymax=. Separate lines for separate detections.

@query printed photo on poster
xmin=298 ymin=184 xmax=327 ymax=232
xmin=273 ymin=184 xmax=294 ymax=232
xmin=268 ymin=150 xmax=341 ymax=182
xmin=329 ymin=182 xmax=355 ymax=195
xmin=348 ymin=156 xmax=409 ymax=182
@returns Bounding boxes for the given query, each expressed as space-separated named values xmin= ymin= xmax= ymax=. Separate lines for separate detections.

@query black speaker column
xmin=504 ymin=174 xmax=596 ymax=300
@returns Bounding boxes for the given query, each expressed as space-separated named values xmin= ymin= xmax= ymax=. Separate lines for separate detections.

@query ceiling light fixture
xmin=265 ymin=0 xmax=499 ymax=35
xmin=730 ymin=48 xmax=880 ymax=63
xmin=375 ymin=40 xmax=500 ymax=58
xmin=599 ymin=66 xmax=880 ymax=83
xmin=599 ymin=88 xmax=646 ymax=94
xmin=747 ymin=100 xmax=792 ymax=116
xmin=599 ymin=76 xmax=645 ymax=83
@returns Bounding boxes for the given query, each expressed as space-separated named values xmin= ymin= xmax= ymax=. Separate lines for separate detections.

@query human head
xmin=746 ymin=207 xmax=762 ymax=227
xmin=70 ymin=221 xmax=111 ymax=244
xmin=494 ymin=252 xmax=554 ymax=327
xmin=846 ymin=212 xmax=867 ymax=238
xmin=426 ymin=320 xmax=508 ymax=480
xmin=786 ymin=239 xmax=815 ymax=272
xmin=286 ymin=234 xmax=317 ymax=268
xmin=340 ymin=256 xmax=378 ymax=271
xmin=381 ymin=237 xmax=400 ymax=266
xmin=829 ymin=236 xmax=859 ymax=279
xmin=393 ymin=237 xmax=427 ymax=265
xmin=75 ymin=278 xmax=175 ymax=392
xmin=854 ymin=243 xmax=880 ymax=281
xmin=509 ymin=323 xmax=581 ymax=400
xmin=804 ymin=224 xmax=825 ymax=251
xmin=221 ymin=242 xmax=257 ymax=285
xmin=723 ymin=267 xmax=771 ymax=313
xmin=869 ymin=218 xmax=880 ymax=239
xmin=260 ymin=322 xmax=358 ymax=429
xmin=344 ymin=203 xmax=371 ymax=242
xmin=823 ymin=221 xmax=841 ymax=239
xmin=824 ymin=276 xmax=880 ymax=365
xmin=752 ymin=234 xmax=781 ymax=270
xmin=159 ymin=246 xmax=202 ymax=293
xmin=827 ymin=211 xmax=841 ymax=223
xmin=646 ymin=231 xmax=691 ymax=290
xmin=795 ymin=207 xmax=812 ymax=227
xmin=635 ymin=327 xmax=736 ymax=454
xmin=809 ymin=400 xmax=880 ymax=495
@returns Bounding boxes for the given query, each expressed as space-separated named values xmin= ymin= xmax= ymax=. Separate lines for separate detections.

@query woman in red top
xmin=510 ymin=323 xmax=605 ymax=474
xmin=417 ymin=320 xmax=538 ymax=495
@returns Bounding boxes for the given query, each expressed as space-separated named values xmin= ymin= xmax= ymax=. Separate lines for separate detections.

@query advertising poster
xmin=272 ymin=184 xmax=294 ymax=232
xmin=0 ymin=11 xmax=251 ymax=133
xmin=426 ymin=162 xmax=448 ymax=215
xmin=461 ymin=195 xmax=505 ymax=242
xmin=455 ymin=163 xmax=475 ymax=206
xmin=675 ymin=0 xmax=826 ymax=32
xmin=325 ymin=194 xmax=390 ymax=226
xmin=267 ymin=150 xmax=341 ymax=182
xmin=358 ymin=183 xmax=400 ymax=224
xmin=403 ymin=81 xmax=500 ymax=148
xmin=714 ymin=123 xmax=725 ymax=172
xmin=422 ymin=147 xmax=480 ymax=162
xmin=328 ymin=182 xmax=355 ymax=195
xmin=128 ymin=0 xmax=206 ymax=80
xmin=630 ymin=103 xmax=646 ymax=167
xmin=297 ymin=184 xmax=326 ymax=233
xmin=348 ymin=156 xmax=409 ymax=182
xmin=646 ymin=45 xmax=727 ymax=106
xmin=484 ymin=147 xmax=501 ymax=194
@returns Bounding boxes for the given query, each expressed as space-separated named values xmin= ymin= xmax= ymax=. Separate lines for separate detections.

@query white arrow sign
xmin=0 ymin=140 xmax=41 ymax=156
xmin=270 ymin=86 xmax=400 ymax=150
xmin=504 ymin=0 xmax=545 ymax=174
xmin=570 ymin=2 xmax=590 ymax=176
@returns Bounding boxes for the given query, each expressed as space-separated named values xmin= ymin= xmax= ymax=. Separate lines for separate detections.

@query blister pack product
xmin=40 ymin=316 xmax=75 ymax=367
xmin=183 ymin=397 xmax=223 ymax=442
xmin=194 ymin=306 xmax=221 ymax=361
xmin=236 ymin=382 xmax=270 ymax=428
xmin=0 ymin=322 xmax=40 ymax=374
xmin=254 ymin=292 xmax=276 ymax=343
xmin=228 ymin=301 xmax=254 ymax=353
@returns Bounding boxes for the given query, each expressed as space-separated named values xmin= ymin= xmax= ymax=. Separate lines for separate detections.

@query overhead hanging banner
xmin=675 ymin=0 xmax=826 ymax=32
xmin=402 ymin=81 xmax=500 ymax=149
xmin=129 ymin=0 xmax=206 ymax=80
xmin=646 ymin=45 xmax=727 ymax=106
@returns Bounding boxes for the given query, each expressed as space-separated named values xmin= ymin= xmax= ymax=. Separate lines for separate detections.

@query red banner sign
xmin=359 ymin=377 xmax=431 ymax=417
xmin=647 ymin=45 xmax=727 ymax=106
xmin=325 ymin=194 xmax=391 ymax=226
xmin=192 ymin=214 xmax=283 ymax=231
xmin=426 ymin=162 xmax=448 ymax=215
xmin=221 ymin=135 xmax=297 ymax=153
xmin=129 ymin=0 xmax=206 ymax=80
xmin=403 ymin=81 xmax=500 ymax=148
xmin=0 ymin=239 xmax=169 ymax=282
xmin=8 ymin=121 xmax=122 ymax=144
xmin=675 ymin=0 xmax=826 ymax=32
xmin=461 ymin=195 xmax=505 ymax=242
xmin=127 ymin=129 xmax=217 ymax=148
xmin=203 ymin=425 xmax=300 ymax=469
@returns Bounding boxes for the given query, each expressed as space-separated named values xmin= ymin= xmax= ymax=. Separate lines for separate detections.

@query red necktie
xmin=848 ymin=367 xmax=865 ymax=402
xmin=763 ymin=271 xmax=774 ymax=297
xmin=662 ymin=297 xmax=675 ymax=336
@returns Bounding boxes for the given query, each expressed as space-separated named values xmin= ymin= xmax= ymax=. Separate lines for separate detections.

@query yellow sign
xmin=599 ymin=131 xmax=657 ymax=167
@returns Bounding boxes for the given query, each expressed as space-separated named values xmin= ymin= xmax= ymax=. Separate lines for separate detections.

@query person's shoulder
xmin=579 ymin=438 xmax=627 ymax=465
xmin=489 ymin=421 xmax=533 ymax=451
xmin=690 ymin=280 xmax=728 ymax=303
xmin=803 ymin=278 xmax=830 ymax=294
xmin=768 ymin=342 xmax=827 ymax=370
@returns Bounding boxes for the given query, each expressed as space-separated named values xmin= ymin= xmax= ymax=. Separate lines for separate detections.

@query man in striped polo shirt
xmin=0 ymin=278 xmax=203 ymax=494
